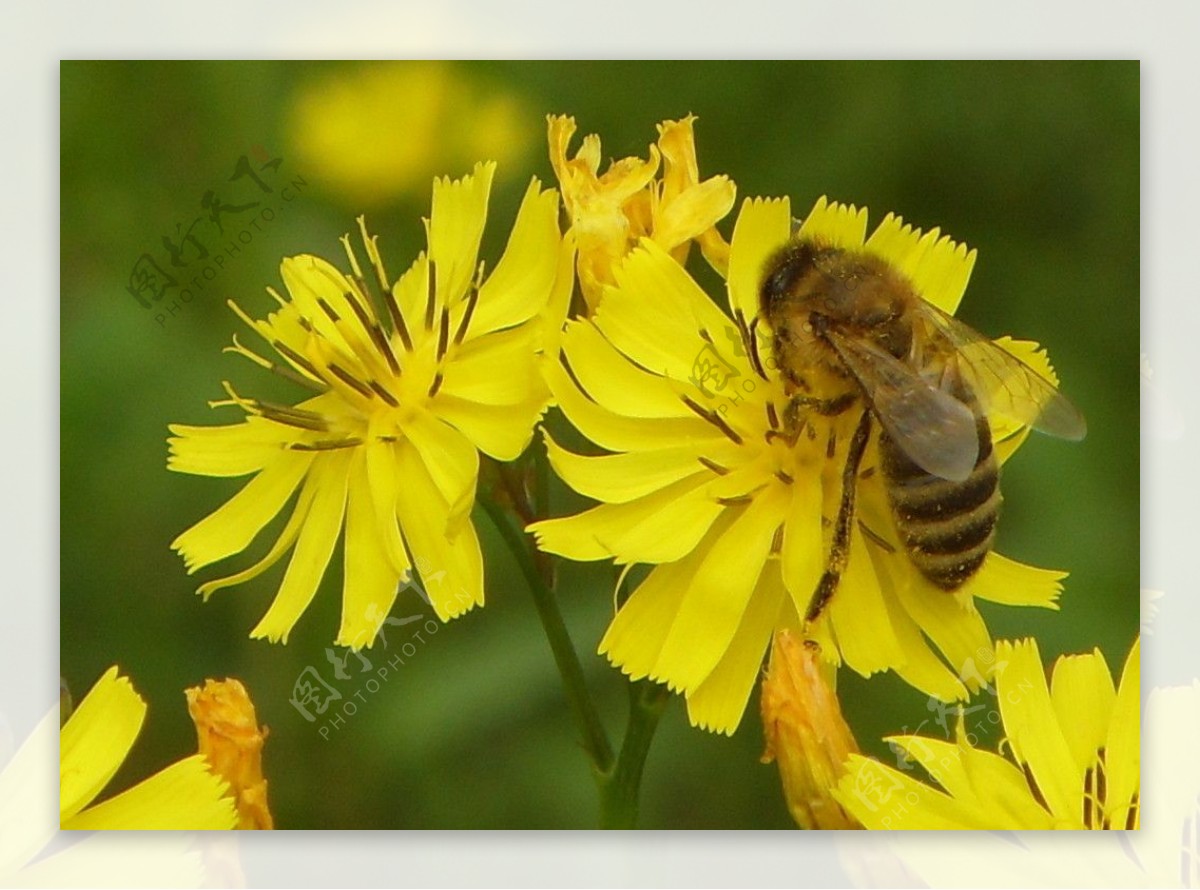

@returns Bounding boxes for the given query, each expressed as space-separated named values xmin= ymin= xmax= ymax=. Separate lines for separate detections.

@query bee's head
xmin=759 ymin=239 xmax=822 ymax=324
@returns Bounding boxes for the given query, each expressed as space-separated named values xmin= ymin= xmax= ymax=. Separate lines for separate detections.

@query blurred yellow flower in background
xmin=170 ymin=163 xmax=573 ymax=647
xmin=548 ymin=114 xmax=735 ymax=310
xmin=60 ymin=667 xmax=237 ymax=830
xmin=530 ymin=195 xmax=1068 ymax=734
xmin=834 ymin=637 xmax=1139 ymax=829
xmin=287 ymin=62 xmax=534 ymax=208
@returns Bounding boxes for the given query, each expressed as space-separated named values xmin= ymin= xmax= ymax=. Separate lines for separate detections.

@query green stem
xmin=599 ymin=679 xmax=670 ymax=829
xmin=480 ymin=496 xmax=615 ymax=777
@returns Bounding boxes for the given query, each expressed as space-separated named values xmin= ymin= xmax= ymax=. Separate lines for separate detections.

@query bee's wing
xmin=827 ymin=331 xmax=979 ymax=482
xmin=915 ymin=301 xmax=1087 ymax=441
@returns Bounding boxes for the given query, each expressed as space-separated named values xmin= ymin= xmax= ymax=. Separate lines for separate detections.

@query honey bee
xmin=757 ymin=237 xmax=1086 ymax=623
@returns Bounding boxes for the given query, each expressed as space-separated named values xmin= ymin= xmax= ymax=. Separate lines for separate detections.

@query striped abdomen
xmin=880 ymin=413 xmax=1000 ymax=590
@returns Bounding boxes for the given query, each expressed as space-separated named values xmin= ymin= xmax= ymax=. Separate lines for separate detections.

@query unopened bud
xmin=761 ymin=630 xmax=862 ymax=830
xmin=186 ymin=678 xmax=274 ymax=829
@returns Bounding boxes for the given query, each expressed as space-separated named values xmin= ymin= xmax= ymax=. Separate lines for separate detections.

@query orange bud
xmin=186 ymin=678 xmax=274 ymax=830
xmin=761 ymin=630 xmax=862 ymax=830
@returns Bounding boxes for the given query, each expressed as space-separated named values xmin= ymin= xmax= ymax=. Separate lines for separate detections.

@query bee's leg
xmin=804 ymin=409 xmax=872 ymax=624
xmin=792 ymin=392 xmax=857 ymax=416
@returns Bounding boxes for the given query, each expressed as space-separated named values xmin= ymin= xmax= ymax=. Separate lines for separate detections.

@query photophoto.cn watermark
xmin=287 ymin=558 xmax=476 ymax=741
xmin=844 ymin=648 xmax=1041 ymax=829
xmin=124 ymin=145 xmax=307 ymax=329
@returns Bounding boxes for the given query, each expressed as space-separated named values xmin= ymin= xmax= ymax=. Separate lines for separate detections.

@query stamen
xmin=343 ymin=287 xmax=400 ymax=376
xmin=766 ymin=401 xmax=780 ymax=430
xmin=775 ymin=469 xmax=794 ymax=485
xmin=383 ymin=286 xmax=414 ymax=352
xmin=453 ymin=286 xmax=480 ymax=345
xmin=272 ymin=339 xmax=323 ymax=383
xmin=770 ymin=525 xmax=784 ymax=554
xmin=681 ymin=394 xmax=744 ymax=445
xmin=317 ymin=297 xmax=341 ymax=324
xmin=328 ymin=362 xmax=376 ymax=400
xmin=357 ymin=216 xmax=390 ymax=294
xmin=289 ymin=437 xmax=363 ymax=452
xmin=223 ymin=334 xmax=272 ymax=370
xmin=858 ymin=521 xmax=895 ymax=553
xmin=1084 ymin=765 xmax=1096 ymax=828
xmin=747 ymin=317 xmax=769 ymax=381
xmin=697 ymin=456 xmax=730 ymax=475
xmin=716 ymin=494 xmax=753 ymax=507
xmin=435 ymin=307 xmax=450 ymax=362
xmin=1022 ymin=761 xmax=1051 ymax=815
xmin=368 ymin=380 xmax=399 ymax=407
xmin=424 ymin=259 xmax=437 ymax=330
xmin=428 ymin=371 xmax=444 ymax=398
xmin=859 ymin=465 xmax=877 ymax=480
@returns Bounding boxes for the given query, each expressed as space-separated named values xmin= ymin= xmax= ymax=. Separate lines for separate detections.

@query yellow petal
xmin=395 ymin=439 xmax=483 ymax=620
xmin=654 ymin=484 xmax=789 ymax=692
xmin=835 ymin=754 xmax=981 ymax=829
xmin=543 ymin=354 xmax=714 ymax=453
xmin=363 ymin=425 xmax=412 ymax=578
xmin=441 ymin=324 xmax=547 ymax=408
xmin=403 ymin=409 xmax=479 ymax=531
xmin=995 ymin=638 xmax=1081 ymax=825
xmin=599 ymin=552 xmax=701 ymax=684
xmin=167 ymin=419 xmax=292 ymax=477
xmin=337 ymin=451 xmax=405 ymax=649
xmin=891 ymin=572 xmax=994 ymax=692
xmin=967 ymin=552 xmax=1064 ymax=609
xmin=1049 ymin=649 xmax=1116 ymax=773
xmin=1103 ymin=636 xmax=1140 ymax=828
xmin=429 ymin=161 xmax=495 ymax=306
xmin=651 ymin=176 xmax=736 ymax=252
xmin=594 ymin=239 xmax=737 ymax=380
xmin=864 ymin=213 xmax=977 ymax=314
xmin=250 ymin=450 xmax=352 ymax=643
xmin=171 ymin=451 xmax=313 ymax=574
xmin=727 ymin=196 xmax=792 ymax=325
xmin=470 ymin=178 xmax=561 ymax=336
xmin=796 ymin=196 xmax=869 ymax=251
xmin=559 ymin=320 xmax=693 ymax=419
xmin=826 ymin=526 xmax=906 ymax=679
xmin=528 ymin=472 xmax=723 ymax=564
xmin=60 ymin=667 xmax=146 ymax=822
xmin=544 ymin=432 xmax=736 ymax=505
xmin=874 ymin=574 xmax=969 ymax=703
xmin=685 ymin=569 xmax=785 ymax=734
xmin=431 ymin=392 xmax=547 ymax=462
xmin=779 ymin=468 xmax=824 ymax=621
xmin=63 ymin=756 xmax=235 ymax=831
xmin=196 ymin=477 xmax=317 ymax=601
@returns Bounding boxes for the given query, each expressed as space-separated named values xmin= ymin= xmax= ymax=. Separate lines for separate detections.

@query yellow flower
xmin=59 ymin=666 xmax=237 ymax=830
xmin=171 ymin=163 xmax=573 ymax=647
xmin=834 ymin=636 xmax=1139 ymax=829
xmin=548 ymin=114 xmax=735 ymax=310
xmin=760 ymin=630 xmax=862 ymax=829
xmin=529 ymin=195 xmax=1068 ymax=734
xmin=186 ymin=679 xmax=273 ymax=830
xmin=287 ymin=62 xmax=533 ymax=207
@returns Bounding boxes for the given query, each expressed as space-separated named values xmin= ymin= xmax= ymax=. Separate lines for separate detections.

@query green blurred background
xmin=61 ymin=61 xmax=1138 ymax=829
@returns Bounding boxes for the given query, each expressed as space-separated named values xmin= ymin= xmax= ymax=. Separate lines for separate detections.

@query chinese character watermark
xmin=124 ymin=145 xmax=307 ymax=329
